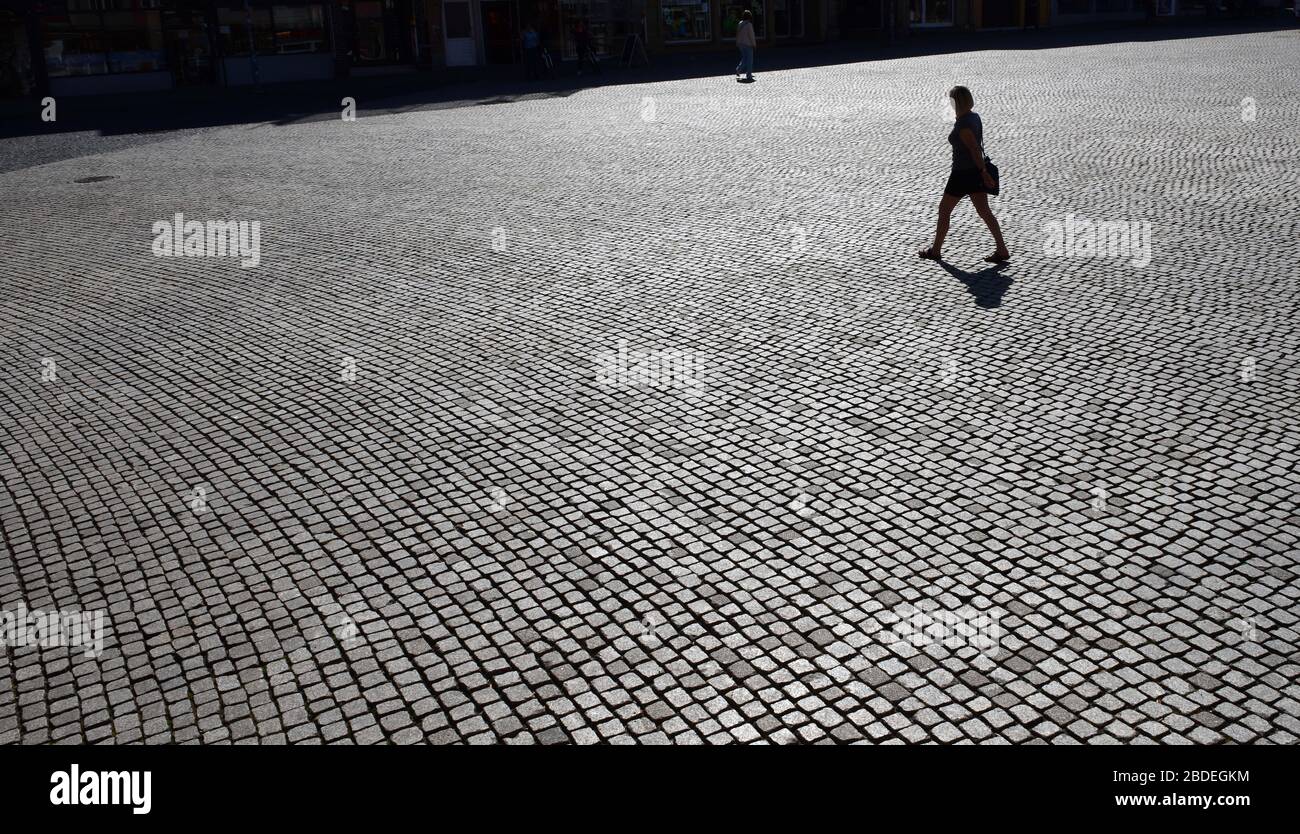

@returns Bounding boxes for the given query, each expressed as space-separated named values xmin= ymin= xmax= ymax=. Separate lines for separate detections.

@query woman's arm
xmin=959 ymin=127 xmax=995 ymax=187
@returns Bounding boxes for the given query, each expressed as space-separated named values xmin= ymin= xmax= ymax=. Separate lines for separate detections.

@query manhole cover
xmin=73 ymin=175 xmax=116 ymax=183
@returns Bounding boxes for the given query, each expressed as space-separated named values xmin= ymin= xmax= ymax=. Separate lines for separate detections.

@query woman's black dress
xmin=944 ymin=111 xmax=990 ymax=198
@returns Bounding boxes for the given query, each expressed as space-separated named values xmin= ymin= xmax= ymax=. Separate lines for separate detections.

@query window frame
xmin=661 ymin=0 xmax=714 ymax=44
xmin=42 ymin=3 xmax=167 ymax=78
xmin=216 ymin=3 xmax=332 ymax=58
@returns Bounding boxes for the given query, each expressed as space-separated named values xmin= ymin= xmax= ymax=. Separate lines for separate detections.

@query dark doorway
xmin=982 ymin=0 xmax=1019 ymax=26
xmin=0 ymin=10 xmax=34 ymax=98
xmin=481 ymin=1 xmax=517 ymax=65
xmin=353 ymin=0 xmax=391 ymax=63
xmin=842 ymin=0 xmax=884 ymax=35
xmin=162 ymin=5 xmax=216 ymax=87
xmin=353 ymin=0 xmax=416 ymax=65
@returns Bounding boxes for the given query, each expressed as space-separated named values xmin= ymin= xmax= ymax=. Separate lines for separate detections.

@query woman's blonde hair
xmin=949 ymin=86 xmax=974 ymax=110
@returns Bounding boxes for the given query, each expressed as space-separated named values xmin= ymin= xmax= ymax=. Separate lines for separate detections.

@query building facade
xmin=3 ymin=0 xmax=435 ymax=97
xmin=0 ymin=0 xmax=1252 ymax=99
xmin=425 ymin=0 xmax=826 ymax=66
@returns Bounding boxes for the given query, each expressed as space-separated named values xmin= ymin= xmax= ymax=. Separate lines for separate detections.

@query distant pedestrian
xmin=735 ymin=10 xmax=756 ymax=82
xmin=522 ymin=24 xmax=542 ymax=79
xmin=574 ymin=20 xmax=600 ymax=76
xmin=918 ymin=85 xmax=1009 ymax=263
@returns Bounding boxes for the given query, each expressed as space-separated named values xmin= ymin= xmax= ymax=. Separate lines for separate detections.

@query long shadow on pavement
xmin=939 ymin=261 xmax=1014 ymax=309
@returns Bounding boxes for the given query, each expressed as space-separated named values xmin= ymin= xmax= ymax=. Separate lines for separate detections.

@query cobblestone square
xmin=1 ymin=27 xmax=1298 ymax=745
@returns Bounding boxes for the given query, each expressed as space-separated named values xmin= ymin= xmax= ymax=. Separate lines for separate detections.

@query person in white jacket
xmin=734 ymin=10 xmax=756 ymax=82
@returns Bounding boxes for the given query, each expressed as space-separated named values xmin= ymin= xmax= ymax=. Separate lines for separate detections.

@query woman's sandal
xmin=983 ymin=251 xmax=1011 ymax=263
xmin=918 ymin=247 xmax=941 ymax=260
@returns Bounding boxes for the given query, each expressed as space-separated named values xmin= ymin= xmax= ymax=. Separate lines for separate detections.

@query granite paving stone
xmin=0 ymin=28 xmax=1297 ymax=745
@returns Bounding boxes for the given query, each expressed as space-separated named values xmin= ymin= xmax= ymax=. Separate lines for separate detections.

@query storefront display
xmin=216 ymin=4 xmax=329 ymax=56
xmin=43 ymin=20 xmax=109 ymax=77
xmin=722 ymin=0 xmax=763 ymax=37
xmin=661 ymin=0 xmax=710 ymax=41
xmin=559 ymin=0 xmax=637 ymax=58
xmin=21 ymin=0 xmax=849 ymax=97
xmin=216 ymin=5 xmax=273 ymax=55
xmin=272 ymin=4 xmax=329 ymax=53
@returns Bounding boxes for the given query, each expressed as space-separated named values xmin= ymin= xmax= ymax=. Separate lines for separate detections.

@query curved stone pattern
xmin=0 ymin=29 xmax=1297 ymax=745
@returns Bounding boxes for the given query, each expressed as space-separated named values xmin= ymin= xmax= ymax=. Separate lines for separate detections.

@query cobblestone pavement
xmin=2 ymin=28 xmax=1299 ymax=745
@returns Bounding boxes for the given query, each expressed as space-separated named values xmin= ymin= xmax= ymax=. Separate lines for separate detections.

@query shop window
xmin=44 ymin=3 xmax=167 ymax=77
xmin=217 ymin=5 xmax=328 ymax=56
xmin=722 ymin=2 xmax=765 ymax=38
xmin=560 ymin=1 xmax=636 ymax=59
xmin=273 ymin=5 xmax=329 ymax=54
xmin=662 ymin=0 xmax=712 ymax=42
xmin=104 ymin=10 xmax=165 ymax=72
xmin=217 ymin=7 xmax=274 ymax=56
xmin=44 ymin=12 xmax=108 ymax=77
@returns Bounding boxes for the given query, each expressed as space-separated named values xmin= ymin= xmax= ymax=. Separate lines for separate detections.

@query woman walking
xmin=735 ymin=10 xmax=756 ymax=82
xmin=918 ymin=86 xmax=1010 ymax=263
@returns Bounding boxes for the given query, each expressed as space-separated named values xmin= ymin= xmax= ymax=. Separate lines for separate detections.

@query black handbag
xmin=983 ymin=157 xmax=1001 ymax=196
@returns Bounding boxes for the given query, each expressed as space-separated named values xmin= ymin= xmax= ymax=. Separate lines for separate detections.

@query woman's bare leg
xmin=969 ymin=192 xmax=1009 ymax=257
xmin=923 ymin=193 xmax=962 ymax=258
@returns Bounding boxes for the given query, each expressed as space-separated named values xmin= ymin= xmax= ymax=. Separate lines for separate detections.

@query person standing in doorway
xmin=918 ymin=85 xmax=1010 ymax=263
xmin=735 ymin=10 xmax=756 ymax=82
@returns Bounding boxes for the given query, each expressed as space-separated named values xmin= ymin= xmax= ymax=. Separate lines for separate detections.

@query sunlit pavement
xmin=1 ymin=28 xmax=1298 ymax=744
